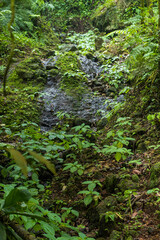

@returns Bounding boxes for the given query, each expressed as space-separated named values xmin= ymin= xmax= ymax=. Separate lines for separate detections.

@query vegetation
xmin=1 ymin=0 xmax=160 ymax=239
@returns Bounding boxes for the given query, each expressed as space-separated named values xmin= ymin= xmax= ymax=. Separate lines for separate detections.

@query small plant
xmin=61 ymin=207 xmax=79 ymax=222
xmin=124 ymin=189 xmax=137 ymax=214
xmin=63 ymin=161 xmax=85 ymax=176
xmin=128 ymin=159 xmax=142 ymax=166
xmin=78 ymin=181 xmax=101 ymax=206
xmin=99 ymin=117 xmax=134 ymax=161
xmin=103 ymin=211 xmax=123 ymax=223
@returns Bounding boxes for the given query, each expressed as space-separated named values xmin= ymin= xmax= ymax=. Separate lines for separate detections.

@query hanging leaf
xmin=0 ymin=222 xmax=6 ymax=240
xmin=29 ymin=151 xmax=56 ymax=175
xmin=3 ymin=188 xmax=31 ymax=211
xmin=7 ymin=148 xmax=28 ymax=177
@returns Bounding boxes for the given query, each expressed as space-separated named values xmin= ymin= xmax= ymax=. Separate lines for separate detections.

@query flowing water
xmin=40 ymin=55 xmax=123 ymax=130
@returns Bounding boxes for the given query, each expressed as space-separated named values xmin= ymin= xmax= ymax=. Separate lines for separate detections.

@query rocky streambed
xmin=40 ymin=52 xmax=124 ymax=130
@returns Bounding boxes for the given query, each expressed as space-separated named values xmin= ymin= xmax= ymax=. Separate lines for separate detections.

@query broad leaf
xmin=7 ymin=148 xmax=28 ymax=177
xmin=88 ymin=183 xmax=96 ymax=192
xmin=29 ymin=151 xmax=56 ymax=175
xmin=3 ymin=188 xmax=31 ymax=210
xmin=84 ymin=195 xmax=93 ymax=206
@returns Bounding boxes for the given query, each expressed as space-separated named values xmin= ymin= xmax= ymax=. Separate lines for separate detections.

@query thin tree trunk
xmin=158 ymin=0 xmax=160 ymax=76
xmin=3 ymin=0 xmax=15 ymax=96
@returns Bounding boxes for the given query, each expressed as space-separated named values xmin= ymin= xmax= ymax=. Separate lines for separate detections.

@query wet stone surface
xmin=40 ymin=55 xmax=123 ymax=130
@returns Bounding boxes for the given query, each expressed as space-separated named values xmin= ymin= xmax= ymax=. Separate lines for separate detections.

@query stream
xmin=40 ymin=54 xmax=123 ymax=130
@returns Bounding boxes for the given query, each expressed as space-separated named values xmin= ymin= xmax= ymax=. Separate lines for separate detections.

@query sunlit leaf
xmin=29 ymin=151 xmax=56 ymax=175
xmin=115 ymin=152 xmax=121 ymax=161
xmin=7 ymin=148 xmax=28 ymax=177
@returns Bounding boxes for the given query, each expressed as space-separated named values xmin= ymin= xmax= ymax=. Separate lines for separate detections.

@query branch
xmin=0 ymin=211 xmax=37 ymax=240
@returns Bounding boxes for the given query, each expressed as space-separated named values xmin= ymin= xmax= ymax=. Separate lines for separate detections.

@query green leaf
xmin=0 ymin=222 xmax=6 ymax=240
xmin=88 ymin=183 xmax=96 ymax=192
xmin=115 ymin=152 xmax=122 ymax=161
xmin=78 ymin=169 xmax=83 ymax=176
xmin=71 ymin=210 xmax=79 ymax=217
xmin=3 ymin=188 xmax=31 ymax=210
xmin=78 ymin=190 xmax=89 ymax=195
xmin=70 ymin=167 xmax=77 ymax=173
xmin=84 ymin=195 xmax=93 ymax=206
xmin=7 ymin=148 xmax=28 ymax=177
xmin=40 ymin=221 xmax=56 ymax=239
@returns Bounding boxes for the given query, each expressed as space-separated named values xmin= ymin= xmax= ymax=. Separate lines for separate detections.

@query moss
xmin=91 ymin=0 xmax=128 ymax=32
xmin=149 ymin=162 xmax=160 ymax=188
xmin=8 ymin=57 xmax=47 ymax=84
xmin=118 ymin=179 xmax=138 ymax=192
xmin=132 ymin=174 xmax=139 ymax=183
xmin=55 ymin=52 xmax=81 ymax=73
xmin=0 ymin=83 xmax=41 ymax=128
xmin=55 ymin=52 xmax=88 ymax=96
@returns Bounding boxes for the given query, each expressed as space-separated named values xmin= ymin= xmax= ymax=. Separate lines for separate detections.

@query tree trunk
xmin=158 ymin=0 xmax=160 ymax=76
xmin=3 ymin=0 xmax=15 ymax=96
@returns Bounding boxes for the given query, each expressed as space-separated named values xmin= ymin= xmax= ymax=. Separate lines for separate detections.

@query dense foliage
xmin=1 ymin=0 xmax=160 ymax=239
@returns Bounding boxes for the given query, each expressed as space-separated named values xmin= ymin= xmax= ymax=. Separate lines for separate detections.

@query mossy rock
xmin=96 ymin=196 xmax=118 ymax=236
xmin=132 ymin=174 xmax=139 ymax=183
xmin=55 ymin=52 xmax=81 ymax=73
xmin=55 ymin=52 xmax=88 ymax=95
xmin=87 ymin=196 xmax=117 ymax=236
xmin=117 ymin=179 xmax=138 ymax=192
xmin=104 ymin=173 xmax=119 ymax=193
xmin=95 ymin=37 xmax=104 ymax=50
xmin=97 ymin=196 xmax=117 ymax=215
xmin=9 ymin=57 xmax=47 ymax=83
xmin=109 ymin=230 xmax=121 ymax=240
xmin=149 ymin=162 xmax=160 ymax=187
xmin=91 ymin=0 xmax=127 ymax=32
